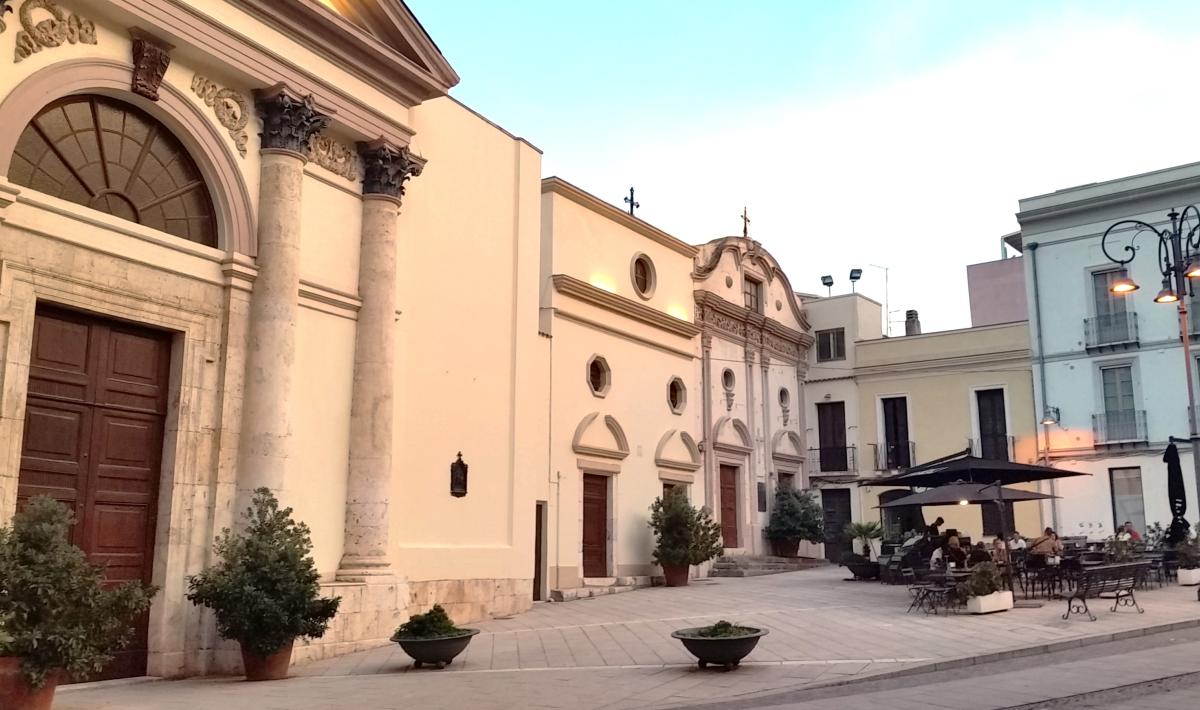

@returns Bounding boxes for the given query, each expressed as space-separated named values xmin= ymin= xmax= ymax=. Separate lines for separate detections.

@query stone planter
xmin=395 ymin=629 xmax=480 ymax=669
xmin=671 ymin=627 xmax=768 ymax=670
xmin=241 ymin=639 xmax=294 ymax=681
xmin=966 ymin=590 xmax=1013 ymax=615
xmin=0 ymin=657 xmax=59 ymax=710
xmin=771 ymin=539 xmax=800 ymax=557
xmin=1179 ymin=567 xmax=1200 ymax=586
xmin=844 ymin=561 xmax=880 ymax=580
xmin=662 ymin=563 xmax=690 ymax=587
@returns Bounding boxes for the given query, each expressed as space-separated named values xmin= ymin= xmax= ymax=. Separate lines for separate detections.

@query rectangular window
xmin=743 ymin=276 xmax=762 ymax=313
xmin=1091 ymin=269 xmax=1133 ymax=345
xmin=1092 ymin=269 xmax=1129 ymax=317
xmin=1109 ymin=467 xmax=1146 ymax=534
xmin=1101 ymin=365 xmax=1134 ymax=414
xmin=816 ymin=328 xmax=846 ymax=362
xmin=757 ymin=481 xmax=768 ymax=512
xmin=881 ymin=396 xmax=910 ymax=469
xmin=975 ymin=388 xmax=1008 ymax=461
xmin=816 ymin=401 xmax=848 ymax=472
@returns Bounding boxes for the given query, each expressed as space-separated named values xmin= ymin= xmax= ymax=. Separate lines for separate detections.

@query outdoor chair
xmin=1139 ymin=554 xmax=1166 ymax=589
xmin=902 ymin=567 xmax=934 ymax=613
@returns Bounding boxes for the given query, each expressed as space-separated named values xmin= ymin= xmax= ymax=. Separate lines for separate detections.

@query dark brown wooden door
xmin=17 ymin=306 xmax=170 ymax=681
xmin=533 ymin=503 xmax=544 ymax=601
xmin=821 ymin=489 xmax=852 ymax=562
xmin=976 ymin=389 xmax=1008 ymax=461
xmin=816 ymin=402 xmax=847 ymax=472
xmin=582 ymin=474 xmax=608 ymax=578
xmin=719 ymin=464 xmax=739 ymax=548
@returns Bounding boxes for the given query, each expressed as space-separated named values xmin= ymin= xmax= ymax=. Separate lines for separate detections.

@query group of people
xmin=925 ymin=517 xmax=1011 ymax=570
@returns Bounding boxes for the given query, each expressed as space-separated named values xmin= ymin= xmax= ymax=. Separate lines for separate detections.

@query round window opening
xmin=631 ymin=254 xmax=656 ymax=298
xmin=668 ymin=377 xmax=686 ymax=413
xmin=721 ymin=368 xmax=735 ymax=391
xmin=587 ymin=356 xmax=611 ymax=396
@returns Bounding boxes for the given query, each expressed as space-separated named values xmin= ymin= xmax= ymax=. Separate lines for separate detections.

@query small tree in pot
xmin=844 ymin=521 xmax=883 ymax=560
xmin=187 ymin=488 xmax=340 ymax=681
xmin=1176 ymin=532 xmax=1200 ymax=586
xmin=648 ymin=488 xmax=723 ymax=586
xmin=956 ymin=562 xmax=1012 ymax=614
xmin=0 ymin=497 xmax=156 ymax=710
xmin=764 ymin=488 xmax=823 ymax=557
xmin=391 ymin=604 xmax=479 ymax=669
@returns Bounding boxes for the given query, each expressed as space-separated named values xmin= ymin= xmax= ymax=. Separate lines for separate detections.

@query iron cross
xmin=624 ymin=187 xmax=639 ymax=216
xmin=741 ymin=206 xmax=751 ymax=238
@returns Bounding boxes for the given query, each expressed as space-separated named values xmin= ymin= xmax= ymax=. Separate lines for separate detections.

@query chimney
xmin=905 ymin=309 xmax=921 ymax=336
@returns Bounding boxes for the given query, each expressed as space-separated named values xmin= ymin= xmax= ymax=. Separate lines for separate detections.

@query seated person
xmin=968 ymin=541 xmax=992 ymax=566
xmin=991 ymin=538 xmax=1009 ymax=565
xmin=1007 ymin=531 xmax=1027 ymax=550
xmin=1029 ymin=527 xmax=1063 ymax=556
xmin=929 ymin=546 xmax=944 ymax=568
xmin=944 ymin=536 xmax=968 ymax=568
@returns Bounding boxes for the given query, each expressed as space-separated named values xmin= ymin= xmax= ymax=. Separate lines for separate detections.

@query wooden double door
xmin=16 ymin=306 xmax=171 ymax=680
xmin=719 ymin=464 xmax=739 ymax=548
xmin=582 ymin=474 xmax=609 ymax=578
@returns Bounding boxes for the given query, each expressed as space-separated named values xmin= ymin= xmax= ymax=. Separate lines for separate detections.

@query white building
xmin=1016 ymin=162 xmax=1200 ymax=540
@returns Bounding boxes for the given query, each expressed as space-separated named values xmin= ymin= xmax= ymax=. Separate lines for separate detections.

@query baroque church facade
xmin=0 ymin=0 xmax=813 ymax=678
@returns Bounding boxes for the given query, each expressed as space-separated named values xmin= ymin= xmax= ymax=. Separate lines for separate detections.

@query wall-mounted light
xmin=1040 ymin=406 xmax=1060 ymax=426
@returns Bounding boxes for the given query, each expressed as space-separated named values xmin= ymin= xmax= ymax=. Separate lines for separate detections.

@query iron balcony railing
xmin=1084 ymin=312 xmax=1138 ymax=349
xmin=872 ymin=441 xmax=915 ymax=471
xmin=1093 ymin=409 xmax=1148 ymax=445
xmin=807 ymin=446 xmax=857 ymax=473
xmin=968 ymin=434 xmax=1014 ymax=461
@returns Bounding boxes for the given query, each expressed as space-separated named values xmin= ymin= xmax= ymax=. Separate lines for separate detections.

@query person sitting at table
xmin=968 ymin=541 xmax=991 ymax=566
xmin=1122 ymin=521 xmax=1142 ymax=542
xmin=1007 ymin=531 xmax=1027 ymax=550
xmin=945 ymin=536 xmax=968 ymax=568
xmin=929 ymin=545 xmax=944 ymax=568
xmin=1029 ymin=527 xmax=1063 ymax=556
xmin=991 ymin=538 xmax=1010 ymax=565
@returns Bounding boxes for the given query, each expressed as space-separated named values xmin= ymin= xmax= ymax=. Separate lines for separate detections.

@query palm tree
xmin=844 ymin=521 xmax=884 ymax=560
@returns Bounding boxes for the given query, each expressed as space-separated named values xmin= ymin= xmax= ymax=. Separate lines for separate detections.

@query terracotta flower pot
xmin=0 ymin=657 xmax=59 ymax=710
xmin=240 ymin=639 xmax=294 ymax=681
xmin=772 ymin=539 xmax=800 ymax=557
xmin=662 ymin=563 xmax=690 ymax=587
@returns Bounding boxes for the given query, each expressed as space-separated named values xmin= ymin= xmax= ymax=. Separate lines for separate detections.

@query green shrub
xmin=1176 ymin=532 xmax=1200 ymax=570
xmin=693 ymin=620 xmax=755 ymax=638
xmin=844 ymin=521 xmax=884 ymax=559
xmin=957 ymin=562 xmax=1003 ymax=599
xmin=1104 ymin=534 xmax=1135 ymax=563
xmin=0 ymin=497 xmax=156 ymax=688
xmin=187 ymin=488 xmax=340 ymax=657
xmin=764 ymin=488 xmax=824 ymax=543
xmin=648 ymin=488 xmax=723 ymax=568
xmin=391 ymin=604 xmax=468 ymax=640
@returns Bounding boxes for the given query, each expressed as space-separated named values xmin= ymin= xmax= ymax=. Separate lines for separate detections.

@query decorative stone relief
xmin=191 ymin=75 xmax=250 ymax=157
xmin=13 ymin=0 xmax=96 ymax=63
xmin=256 ymin=87 xmax=328 ymax=155
xmin=763 ymin=332 xmax=801 ymax=359
xmin=1 ymin=1 xmax=13 ymax=34
xmin=129 ymin=28 xmax=172 ymax=101
xmin=359 ymin=141 xmax=425 ymax=201
xmin=306 ymin=133 xmax=360 ymax=181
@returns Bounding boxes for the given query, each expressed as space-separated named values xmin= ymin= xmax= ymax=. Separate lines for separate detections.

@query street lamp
xmin=1100 ymin=205 xmax=1200 ymax=494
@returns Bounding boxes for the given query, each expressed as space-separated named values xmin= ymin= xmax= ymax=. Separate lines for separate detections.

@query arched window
xmin=9 ymin=95 xmax=217 ymax=247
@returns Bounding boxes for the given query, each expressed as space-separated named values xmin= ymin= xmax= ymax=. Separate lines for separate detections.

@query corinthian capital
xmin=255 ymin=84 xmax=329 ymax=155
xmin=358 ymin=140 xmax=426 ymax=202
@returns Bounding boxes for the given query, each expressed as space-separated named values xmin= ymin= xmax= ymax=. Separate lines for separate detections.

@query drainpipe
xmin=1027 ymin=241 xmax=1060 ymax=530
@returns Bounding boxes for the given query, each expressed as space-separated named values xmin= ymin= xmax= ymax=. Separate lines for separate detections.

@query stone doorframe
xmin=577 ymin=458 xmax=619 ymax=581
xmin=711 ymin=417 xmax=753 ymax=553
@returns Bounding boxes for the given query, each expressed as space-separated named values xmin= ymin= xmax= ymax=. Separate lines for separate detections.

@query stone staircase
xmin=549 ymin=575 xmax=652 ymax=602
xmin=708 ymin=555 xmax=827 ymax=578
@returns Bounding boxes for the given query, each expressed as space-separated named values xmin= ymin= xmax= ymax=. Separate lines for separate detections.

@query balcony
xmin=1093 ymin=409 xmax=1148 ymax=445
xmin=968 ymin=434 xmax=1014 ymax=461
xmin=807 ymin=446 xmax=857 ymax=473
xmin=872 ymin=441 xmax=915 ymax=471
xmin=1084 ymin=312 xmax=1138 ymax=351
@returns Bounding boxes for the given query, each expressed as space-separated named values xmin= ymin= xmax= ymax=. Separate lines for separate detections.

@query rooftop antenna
xmin=870 ymin=263 xmax=890 ymax=336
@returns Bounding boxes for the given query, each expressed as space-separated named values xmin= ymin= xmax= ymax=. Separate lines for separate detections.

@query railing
xmin=968 ymin=434 xmax=1014 ymax=461
xmin=1093 ymin=409 xmax=1148 ymax=445
xmin=806 ymin=446 xmax=857 ymax=473
xmin=1084 ymin=312 xmax=1138 ymax=349
xmin=872 ymin=441 xmax=915 ymax=471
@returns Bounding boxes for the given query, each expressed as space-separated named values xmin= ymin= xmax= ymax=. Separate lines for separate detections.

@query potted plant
xmin=1104 ymin=532 xmax=1135 ymax=563
xmin=957 ymin=562 xmax=1013 ymax=614
xmin=0 ymin=497 xmax=156 ymax=710
xmin=844 ymin=521 xmax=884 ymax=560
xmin=391 ymin=604 xmax=479 ymax=669
xmin=839 ymin=551 xmax=880 ymax=581
xmin=187 ymin=488 xmax=340 ymax=681
xmin=648 ymin=488 xmax=723 ymax=587
xmin=1176 ymin=533 xmax=1200 ymax=586
xmin=671 ymin=620 xmax=767 ymax=670
xmin=764 ymin=488 xmax=823 ymax=557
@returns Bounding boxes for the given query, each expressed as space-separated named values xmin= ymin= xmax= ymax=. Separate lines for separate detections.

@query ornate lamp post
xmin=1100 ymin=205 xmax=1200 ymax=495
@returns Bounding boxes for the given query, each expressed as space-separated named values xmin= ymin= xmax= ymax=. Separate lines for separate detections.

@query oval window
xmin=779 ymin=388 xmax=790 ymax=408
xmin=631 ymin=254 xmax=656 ymax=298
xmin=721 ymin=368 xmax=735 ymax=391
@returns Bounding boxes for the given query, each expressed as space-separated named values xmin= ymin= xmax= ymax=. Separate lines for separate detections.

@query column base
xmin=335 ymin=555 xmax=394 ymax=583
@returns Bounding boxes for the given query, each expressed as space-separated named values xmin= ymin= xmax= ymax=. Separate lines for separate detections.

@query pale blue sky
xmin=408 ymin=1 xmax=1200 ymax=331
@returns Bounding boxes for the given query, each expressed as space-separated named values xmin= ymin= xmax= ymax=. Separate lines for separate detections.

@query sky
xmin=407 ymin=0 xmax=1200 ymax=333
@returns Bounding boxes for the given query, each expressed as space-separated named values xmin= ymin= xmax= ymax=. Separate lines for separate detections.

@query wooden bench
xmin=1062 ymin=562 xmax=1150 ymax=621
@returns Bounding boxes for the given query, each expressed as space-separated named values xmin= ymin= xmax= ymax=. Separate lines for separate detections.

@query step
xmin=550 ymin=575 xmax=652 ymax=602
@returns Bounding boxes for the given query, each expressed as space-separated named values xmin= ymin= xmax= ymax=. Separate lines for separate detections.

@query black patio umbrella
xmin=875 ymin=482 xmax=1058 ymax=508
xmin=1165 ymin=440 xmax=1191 ymax=545
xmin=864 ymin=449 xmax=1090 ymax=489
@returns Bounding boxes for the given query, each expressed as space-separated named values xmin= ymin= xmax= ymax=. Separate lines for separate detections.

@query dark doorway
xmin=719 ymin=464 xmax=739 ymax=547
xmin=582 ymin=474 xmax=608 ymax=577
xmin=821 ymin=489 xmax=853 ymax=562
xmin=975 ymin=389 xmax=1008 ymax=460
xmin=17 ymin=305 xmax=171 ymax=680
xmin=533 ymin=502 xmax=545 ymax=600
xmin=881 ymin=396 xmax=910 ymax=469
xmin=816 ymin=401 xmax=848 ymax=472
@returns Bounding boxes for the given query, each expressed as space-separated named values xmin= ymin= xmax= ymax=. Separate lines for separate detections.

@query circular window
xmin=587 ymin=355 xmax=611 ymax=396
xmin=630 ymin=253 xmax=656 ymax=299
xmin=721 ymin=368 xmax=735 ymax=391
xmin=779 ymin=388 xmax=790 ymax=408
xmin=667 ymin=377 xmax=687 ymax=414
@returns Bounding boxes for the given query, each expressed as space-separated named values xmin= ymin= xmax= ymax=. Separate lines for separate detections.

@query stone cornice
xmin=694 ymin=290 xmax=813 ymax=363
xmin=542 ymin=177 xmax=698 ymax=258
xmin=552 ymin=274 xmax=700 ymax=339
xmin=854 ymin=349 xmax=1030 ymax=378
xmin=106 ymin=0 xmax=417 ymax=147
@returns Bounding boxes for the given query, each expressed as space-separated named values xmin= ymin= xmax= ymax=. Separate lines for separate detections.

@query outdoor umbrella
xmin=864 ymin=449 xmax=1090 ymax=489
xmin=875 ymin=482 xmax=1058 ymax=508
xmin=1165 ymin=440 xmax=1191 ymax=545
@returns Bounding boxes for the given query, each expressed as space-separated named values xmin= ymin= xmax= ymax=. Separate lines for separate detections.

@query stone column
xmin=336 ymin=142 xmax=424 ymax=582
xmin=236 ymin=87 xmax=328 ymax=505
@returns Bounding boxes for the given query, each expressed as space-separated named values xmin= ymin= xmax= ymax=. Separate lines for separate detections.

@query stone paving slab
xmin=57 ymin=566 xmax=1200 ymax=710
